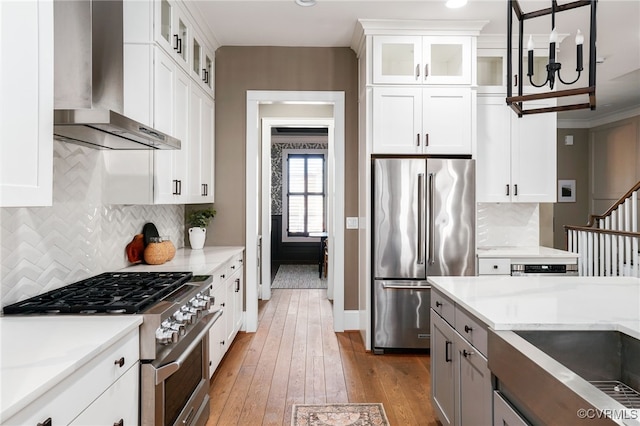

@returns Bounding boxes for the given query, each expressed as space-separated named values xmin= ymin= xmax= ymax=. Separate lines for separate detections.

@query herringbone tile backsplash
xmin=477 ymin=203 xmax=539 ymax=247
xmin=1 ymin=142 xmax=184 ymax=307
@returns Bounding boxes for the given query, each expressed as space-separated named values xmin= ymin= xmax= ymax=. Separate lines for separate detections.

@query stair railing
xmin=565 ymin=181 xmax=640 ymax=277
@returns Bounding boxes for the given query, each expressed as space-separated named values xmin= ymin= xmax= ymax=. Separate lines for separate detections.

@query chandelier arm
xmin=528 ymin=74 xmax=551 ymax=88
xmin=557 ymin=70 xmax=582 ymax=86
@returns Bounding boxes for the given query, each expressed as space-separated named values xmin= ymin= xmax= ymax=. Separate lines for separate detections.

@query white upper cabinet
xmin=476 ymin=96 xmax=557 ymax=203
xmin=191 ymin=33 xmax=215 ymax=96
xmin=372 ymin=86 xmax=472 ymax=155
xmin=477 ymin=44 xmax=557 ymax=94
xmin=188 ymin=85 xmax=215 ymax=203
xmin=0 ymin=0 xmax=53 ymax=207
xmin=373 ymin=36 xmax=472 ymax=85
xmin=153 ymin=48 xmax=190 ymax=204
xmin=155 ymin=0 xmax=191 ymax=73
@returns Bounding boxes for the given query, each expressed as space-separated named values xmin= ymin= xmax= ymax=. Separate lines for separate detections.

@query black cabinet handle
xmin=113 ymin=419 xmax=124 ymax=426
xmin=173 ymin=34 xmax=179 ymax=50
xmin=463 ymin=349 xmax=475 ymax=358
xmin=235 ymin=278 xmax=240 ymax=292
xmin=177 ymin=37 xmax=182 ymax=54
xmin=445 ymin=340 xmax=452 ymax=362
xmin=425 ymin=133 xmax=429 ymax=147
xmin=514 ymin=184 xmax=518 ymax=196
xmin=506 ymin=184 xmax=510 ymax=196
xmin=435 ymin=301 xmax=442 ymax=307
xmin=37 ymin=418 xmax=52 ymax=426
xmin=464 ymin=325 xmax=473 ymax=333
xmin=114 ymin=357 xmax=125 ymax=368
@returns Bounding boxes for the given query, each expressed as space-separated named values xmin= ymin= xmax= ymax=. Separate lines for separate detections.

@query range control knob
xmin=155 ymin=328 xmax=178 ymax=345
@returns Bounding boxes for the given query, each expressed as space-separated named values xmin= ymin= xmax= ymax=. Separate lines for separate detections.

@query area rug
xmin=291 ymin=403 xmax=389 ymax=426
xmin=271 ymin=264 xmax=327 ymax=289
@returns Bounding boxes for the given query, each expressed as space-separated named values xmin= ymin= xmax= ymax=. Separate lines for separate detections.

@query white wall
xmin=0 ymin=141 xmax=184 ymax=307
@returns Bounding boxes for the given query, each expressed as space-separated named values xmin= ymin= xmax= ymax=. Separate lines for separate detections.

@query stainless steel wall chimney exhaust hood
xmin=53 ymin=0 xmax=180 ymax=150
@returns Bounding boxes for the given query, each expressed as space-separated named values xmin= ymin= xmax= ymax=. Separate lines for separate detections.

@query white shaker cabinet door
xmin=372 ymin=87 xmax=422 ymax=154
xmin=477 ymin=96 xmax=512 ymax=203
xmin=422 ymin=88 xmax=472 ymax=155
xmin=510 ymin=101 xmax=557 ymax=203
xmin=0 ymin=0 xmax=53 ymax=207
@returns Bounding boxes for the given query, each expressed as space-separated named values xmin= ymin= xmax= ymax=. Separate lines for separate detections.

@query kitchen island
xmin=428 ymin=275 xmax=640 ymax=426
xmin=0 ymin=316 xmax=142 ymax=424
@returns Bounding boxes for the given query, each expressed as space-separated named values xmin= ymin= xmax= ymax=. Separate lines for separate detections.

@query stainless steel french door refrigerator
xmin=372 ymin=157 xmax=475 ymax=353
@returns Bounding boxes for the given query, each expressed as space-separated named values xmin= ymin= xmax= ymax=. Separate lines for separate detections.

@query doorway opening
xmin=245 ymin=91 xmax=345 ymax=333
xmin=269 ymin=126 xmax=329 ymax=290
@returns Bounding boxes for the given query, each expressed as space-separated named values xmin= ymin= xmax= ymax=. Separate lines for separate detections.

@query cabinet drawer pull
xmin=173 ymin=34 xmax=179 ymax=50
xmin=514 ymin=74 xmax=518 ymax=87
xmin=416 ymin=133 xmax=420 ymax=146
xmin=464 ymin=325 xmax=473 ymax=333
xmin=425 ymin=63 xmax=429 ymax=77
xmin=37 ymin=418 xmax=52 ymax=426
xmin=463 ymin=349 xmax=475 ymax=357
xmin=177 ymin=37 xmax=182 ymax=54
xmin=114 ymin=357 xmax=125 ymax=368
xmin=415 ymin=64 xmax=420 ymax=80
xmin=506 ymin=184 xmax=510 ymax=196
xmin=435 ymin=301 xmax=442 ymax=307
xmin=114 ymin=419 xmax=124 ymax=426
xmin=235 ymin=278 xmax=240 ymax=292
xmin=445 ymin=340 xmax=452 ymax=362
xmin=425 ymin=133 xmax=429 ymax=147
xmin=514 ymin=184 xmax=518 ymax=196
xmin=220 ymin=274 xmax=225 ymax=279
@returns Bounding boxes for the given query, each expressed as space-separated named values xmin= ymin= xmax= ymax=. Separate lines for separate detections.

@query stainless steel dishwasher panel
xmin=373 ymin=280 xmax=431 ymax=352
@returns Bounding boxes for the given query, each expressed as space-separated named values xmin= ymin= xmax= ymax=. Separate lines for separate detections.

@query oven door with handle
xmin=141 ymin=310 xmax=222 ymax=426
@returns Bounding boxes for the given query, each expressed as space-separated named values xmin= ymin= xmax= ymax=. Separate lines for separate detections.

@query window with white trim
xmin=285 ymin=153 xmax=326 ymax=237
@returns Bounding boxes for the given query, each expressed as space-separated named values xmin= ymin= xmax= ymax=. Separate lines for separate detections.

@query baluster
xmin=599 ymin=232 xmax=605 ymax=276
xmin=581 ymin=231 xmax=588 ymax=276
xmin=618 ymin=233 xmax=624 ymax=276
xmin=632 ymin=190 xmax=638 ymax=233
xmin=605 ymin=231 xmax=611 ymax=276
xmin=625 ymin=198 xmax=631 ymax=232
xmin=587 ymin=232 xmax=594 ymax=277
xmin=612 ymin=235 xmax=618 ymax=276
xmin=633 ymin=237 xmax=640 ymax=278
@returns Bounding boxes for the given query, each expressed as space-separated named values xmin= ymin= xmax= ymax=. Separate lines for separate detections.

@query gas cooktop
xmin=2 ymin=271 xmax=194 ymax=315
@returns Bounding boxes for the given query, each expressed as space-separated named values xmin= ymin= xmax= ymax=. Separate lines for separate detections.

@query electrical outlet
xmin=346 ymin=217 xmax=359 ymax=229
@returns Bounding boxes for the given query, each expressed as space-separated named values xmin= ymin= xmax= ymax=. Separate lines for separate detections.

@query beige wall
xmin=212 ymin=46 xmax=359 ymax=309
xmin=553 ymin=128 xmax=590 ymax=249
xmin=554 ymin=115 xmax=640 ymax=249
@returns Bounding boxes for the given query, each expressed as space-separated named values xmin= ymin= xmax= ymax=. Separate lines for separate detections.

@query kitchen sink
xmin=489 ymin=329 xmax=640 ymax=425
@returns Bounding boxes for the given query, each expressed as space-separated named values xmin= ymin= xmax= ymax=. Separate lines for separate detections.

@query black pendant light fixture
xmin=506 ymin=0 xmax=597 ymax=116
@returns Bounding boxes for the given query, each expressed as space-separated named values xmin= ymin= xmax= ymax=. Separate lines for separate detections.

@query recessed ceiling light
xmin=295 ymin=0 xmax=317 ymax=6
xmin=445 ymin=0 xmax=467 ymax=8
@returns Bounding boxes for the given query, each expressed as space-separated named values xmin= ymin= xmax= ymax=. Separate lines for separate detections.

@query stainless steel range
xmin=3 ymin=271 xmax=218 ymax=426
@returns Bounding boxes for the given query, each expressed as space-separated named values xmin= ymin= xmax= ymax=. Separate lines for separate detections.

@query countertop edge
xmin=0 ymin=316 xmax=143 ymax=422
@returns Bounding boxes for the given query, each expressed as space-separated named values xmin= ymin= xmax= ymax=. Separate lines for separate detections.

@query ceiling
xmin=191 ymin=0 xmax=640 ymax=126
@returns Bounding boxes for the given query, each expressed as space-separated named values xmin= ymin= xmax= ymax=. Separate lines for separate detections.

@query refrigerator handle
xmin=417 ymin=173 xmax=425 ymax=265
xmin=428 ymin=172 xmax=435 ymax=265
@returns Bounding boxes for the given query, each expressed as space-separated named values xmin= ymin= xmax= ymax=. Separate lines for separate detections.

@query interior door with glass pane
xmin=287 ymin=154 xmax=325 ymax=236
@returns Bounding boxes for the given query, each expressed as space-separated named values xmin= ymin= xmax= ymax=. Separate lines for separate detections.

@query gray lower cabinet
xmin=493 ymin=391 xmax=530 ymax=426
xmin=431 ymin=288 xmax=493 ymax=426
xmin=431 ymin=311 xmax=456 ymax=426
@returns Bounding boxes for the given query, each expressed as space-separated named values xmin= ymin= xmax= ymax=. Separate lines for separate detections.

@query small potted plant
xmin=186 ymin=208 xmax=216 ymax=250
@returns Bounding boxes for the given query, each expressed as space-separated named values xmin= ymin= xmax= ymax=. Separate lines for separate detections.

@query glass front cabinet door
xmin=373 ymin=35 xmax=472 ymax=85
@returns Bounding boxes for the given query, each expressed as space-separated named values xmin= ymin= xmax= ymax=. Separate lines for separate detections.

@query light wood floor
xmin=206 ymin=288 xmax=438 ymax=425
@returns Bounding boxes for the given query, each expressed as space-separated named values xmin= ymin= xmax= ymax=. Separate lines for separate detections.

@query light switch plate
xmin=346 ymin=217 xmax=359 ymax=229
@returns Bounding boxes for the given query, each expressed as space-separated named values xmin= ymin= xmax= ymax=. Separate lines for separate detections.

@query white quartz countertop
xmin=0 ymin=316 xmax=142 ymax=422
xmin=123 ymin=246 xmax=244 ymax=275
xmin=477 ymin=246 xmax=578 ymax=260
xmin=428 ymin=275 xmax=640 ymax=339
